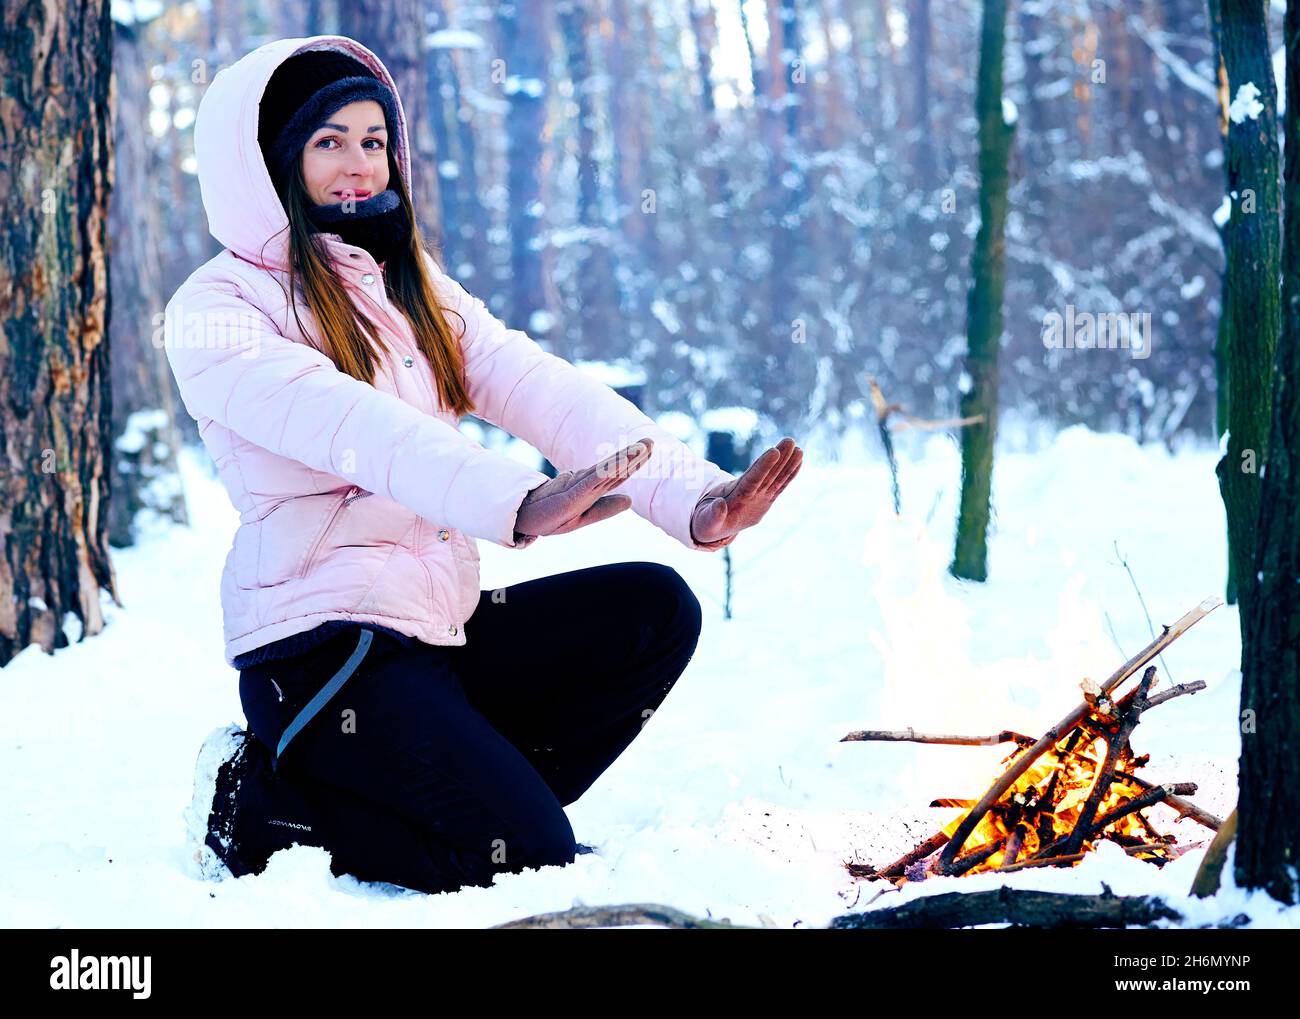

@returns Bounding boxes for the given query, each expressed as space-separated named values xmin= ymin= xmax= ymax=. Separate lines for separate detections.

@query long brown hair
xmin=262 ymin=143 xmax=475 ymax=418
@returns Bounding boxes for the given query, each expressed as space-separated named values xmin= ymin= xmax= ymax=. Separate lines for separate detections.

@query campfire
xmin=845 ymin=597 xmax=1224 ymax=883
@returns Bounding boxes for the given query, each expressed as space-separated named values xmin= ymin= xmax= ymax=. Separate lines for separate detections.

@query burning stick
xmin=940 ymin=838 xmax=1007 ymax=878
xmin=1113 ymin=771 xmax=1221 ymax=831
xmin=852 ymin=830 xmax=951 ymax=879
xmin=1003 ymin=825 xmax=1028 ymax=867
xmin=930 ymin=598 xmax=1221 ymax=876
xmin=1032 ymin=783 xmax=1198 ymax=861
xmin=994 ymin=838 xmax=1210 ymax=874
xmin=1052 ymin=666 xmax=1158 ymax=859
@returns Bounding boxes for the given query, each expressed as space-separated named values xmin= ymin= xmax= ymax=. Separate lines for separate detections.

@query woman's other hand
xmin=512 ymin=439 xmax=655 ymax=543
xmin=689 ymin=436 xmax=803 ymax=548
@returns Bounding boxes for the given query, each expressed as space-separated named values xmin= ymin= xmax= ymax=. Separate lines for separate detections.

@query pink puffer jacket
xmin=163 ymin=35 xmax=734 ymax=668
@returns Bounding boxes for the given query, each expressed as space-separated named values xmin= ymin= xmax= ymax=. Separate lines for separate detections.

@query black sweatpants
xmin=236 ymin=561 xmax=704 ymax=895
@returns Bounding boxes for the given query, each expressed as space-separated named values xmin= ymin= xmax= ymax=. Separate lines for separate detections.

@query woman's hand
xmin=689 ymin=437 xmax=803 ymax=548
xmin=512 ymin=439 xmax=655 ymax=544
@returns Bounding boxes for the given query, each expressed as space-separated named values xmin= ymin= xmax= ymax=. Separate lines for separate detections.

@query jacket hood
xmin=193 ymin=35 xmax=413 ymax=272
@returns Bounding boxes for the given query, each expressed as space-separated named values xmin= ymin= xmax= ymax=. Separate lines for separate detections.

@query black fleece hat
xmin=257 ymin=48 xmax=400 ymax=190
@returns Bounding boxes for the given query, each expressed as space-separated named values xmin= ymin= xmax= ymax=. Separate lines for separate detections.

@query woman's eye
xmin=313 ymin=137 xmax=385 ymax=151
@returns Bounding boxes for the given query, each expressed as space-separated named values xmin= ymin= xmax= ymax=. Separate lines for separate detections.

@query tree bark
xmin=496 ymin=0 xmax=553 ymax=330
xmin=1210 ymin=0 xmax=1282 ymax=634
xmin=1234 ymin=0 xmax=1300 ymax=906
xmin=0 ymin=0 xmax=120 ymax=665
xmin=108 ymin=16 xmax=190 ymax=549
xmin=339 ymin=0 xmax=444 ymax=248
xmin=951 ymin=0 xmax=1014 ymax=582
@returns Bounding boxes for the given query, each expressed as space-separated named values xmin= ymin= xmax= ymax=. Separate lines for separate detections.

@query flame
xmin=936 ymin=729 xmax=1162 ymax=874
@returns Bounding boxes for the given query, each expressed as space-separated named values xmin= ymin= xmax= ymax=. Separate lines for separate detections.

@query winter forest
xmin=2 ymin=0 xmax=1300 ymax=955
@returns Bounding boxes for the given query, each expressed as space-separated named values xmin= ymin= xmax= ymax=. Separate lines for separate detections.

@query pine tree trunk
xmin=0 ymin=0 xmax=119 ymax=665
xmin=497 ymin=0 xmax=552 ymax=329
xmin=339 ymin=0 xmax=443 ymax=248
xmin=1210 ymin=0 xmax=1281 ymax=640
xmin=108 ymin=17 xmax=190 ymax=549
xmin=559 ymin=0 xmax=618 ymax=353
xmin=1234 ymin=0 xmax=1300 ymax=906
xmin=951 ymin=0 xmax=1014 ymax=582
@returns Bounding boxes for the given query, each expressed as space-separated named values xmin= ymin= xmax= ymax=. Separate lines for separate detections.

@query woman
xmin=171 ymin=35 xmax=802 ymax=895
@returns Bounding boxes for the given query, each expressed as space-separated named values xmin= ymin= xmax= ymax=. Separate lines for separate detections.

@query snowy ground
xmin=2 ymin=419 xmax=1295 ymax=928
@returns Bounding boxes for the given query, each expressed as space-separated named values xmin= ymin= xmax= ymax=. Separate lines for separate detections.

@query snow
xmin=2 ymin=424 xmax=1294 ymax=929
xmin=699 ymin=407 xmax=760 ymax=441
xmin=1213 ymin=196 xmax=1232 ymax=229
xmin=114 ymin=408 xmax=169 ymax=455
xmin=572 ymin=360 xmax=647 ymax=388
xmin=1228 ymin=82 xmax=1264 ymax=125
xmin=424 ymin=29 xmax=485 ymax=51
xmin=1002 ymin=96 xmax=1018 ymax=127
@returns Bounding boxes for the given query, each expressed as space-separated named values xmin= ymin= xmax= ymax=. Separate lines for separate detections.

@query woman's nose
xmin=345 ymin=145 xmax=370 ymax=175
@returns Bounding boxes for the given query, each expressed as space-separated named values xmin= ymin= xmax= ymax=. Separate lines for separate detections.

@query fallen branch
xmin=1191 ymin=807 xmax=1238 ymax=897
xmin=492 ymin=903 xmax=742 ymax=929
xmin=829 ymin=886 xmax=1184 ymax=929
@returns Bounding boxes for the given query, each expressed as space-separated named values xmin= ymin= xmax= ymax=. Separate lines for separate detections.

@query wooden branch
xmin=1191 ymin=807 xmax=1238 ymax=898
xmin=828 ymin=887 xmax=1184 ymax=929
xmin=1035 ymin=782 xmax=1200 ymax=861
xmin=852 ymin=830 xmax=950 ymax=879
xmin=941 ymin=838 xmax=1006 ymax=877
xmin=933 ymin=597 xmax=1222 ymax=874
xmin=1056 ymin=667 xmax=1157 ymax=858
xmin=994 ymin=839 xmax=1209 ymax=874
xmin=1144 ymin=681 xmax=1207 ymax=710
xmin=492 ymin=903 xmax=744 ymax=929
xmin=889 ymin=412 xmax=986 ymax=433
xmin=1114 ymin=771 xmax=1222 ymax=831
xmin=494 ymin=884 xmax=1228 ymax=930
xmin=1092 ymin=782 xmax=1197 ymax=832
xmin=1003 ymin=825 xmax=1027 ymax=867
xmin=868 ymin=377 xmax=904 ymax=515
xmin=841 ymin=728 xmax=1035 ymax=747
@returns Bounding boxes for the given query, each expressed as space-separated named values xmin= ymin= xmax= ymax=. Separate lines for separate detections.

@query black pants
xmin=237 ymin=561 xmax=704 ymax=895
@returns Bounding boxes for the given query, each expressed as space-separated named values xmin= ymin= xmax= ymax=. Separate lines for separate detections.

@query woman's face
xmin=300 ymin=100 xmax=390 ymax=206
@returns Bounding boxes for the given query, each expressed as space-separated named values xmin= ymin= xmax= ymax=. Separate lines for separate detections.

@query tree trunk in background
xmin=339 ymin=0 xmax=443 ymax=248
xmin=1234 ymin=0 xmax=1300 ymax=906
xmin=436 ymin=20 xmax=492 ymax=282
xmin=1210 ymin=0 xmax=1281 ymax=652
xmin=559 ymin=0 xmax=618 ymax=352
xmin=1209 ymin=1 xmax=1237 ymax=606
xmin=497 ymin=0 xmax=552 ymax=330
xmin=910 ymin=0 xmax=935 ymax=187
xmin=951 ymin=0 xmax=1014 ymax=583
xmin=688 ymin=0 xmax=735 ymax=218
xmin=108 ymin=17 xmax=189 ymax=549
xmin=0 ymin=0 xmax=119 ymax=665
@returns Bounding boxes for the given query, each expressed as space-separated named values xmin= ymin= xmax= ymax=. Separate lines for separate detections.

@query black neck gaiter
xmin=304 ymin=189 xmax=412 ymax=266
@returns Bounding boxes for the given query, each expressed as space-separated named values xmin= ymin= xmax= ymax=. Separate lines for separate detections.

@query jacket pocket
xmin=298 ymin=486 xmax=366 ymax=580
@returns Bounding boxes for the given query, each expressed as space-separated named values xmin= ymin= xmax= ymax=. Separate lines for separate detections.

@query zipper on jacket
xmin=301 ymin=486 xmax=358 ymax=578
xmin=411 ymin=516 xmax=439 ymax=626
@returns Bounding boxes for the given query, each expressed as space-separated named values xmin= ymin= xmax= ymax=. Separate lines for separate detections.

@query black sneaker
xmin=184 ymin=724 xmax=319 ymax=880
